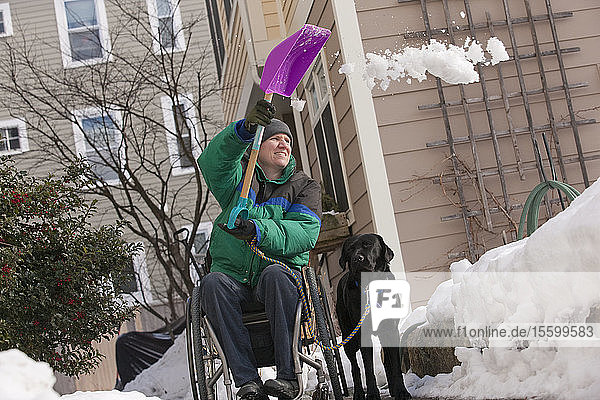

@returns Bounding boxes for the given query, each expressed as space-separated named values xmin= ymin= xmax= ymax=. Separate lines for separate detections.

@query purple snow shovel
xmin=227 ymin=24 xmax=331 ymax=228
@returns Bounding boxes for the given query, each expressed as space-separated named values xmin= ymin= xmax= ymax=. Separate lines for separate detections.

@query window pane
xmin=118 ymin=258 xmax=138 ymax=294
xmin=9 ymin=138 xmax=20 ymax=151
xmin=0 ymin=138 xmax=7 ymax=152
xmin=65 ymin=0 xmax=97 ymax=29
xmin=86 ymin=151 xmax=118 ymax=181
xmin=0 ymin=11 xmax=5 ymax=34
xmin=82 ymin=115 xmax=117 ymax=150
xmin=313 ymin=120 xmax=334 ymax=200
xmin=172 ymin=104 xmax=193 ymax=168
xmin=69 ymin=29 xmax=102 ymax=61
xmin=159 ymin=16 xmax=175 ymax=49
xmin=156 ymin=0 xmax=172 ymax=16
xmin=309 ymin=81 xmax=319 ymax=113
xmin=82 ymin=115 xmax=119 ymax=181
xmin=193 ymin=232 xmax=208 ymax=256
xmin=321 ymin=104 xmax=348 ymax=211
xmin=317 ymin=65 xmax=328 ymax=101
xmin=8 ymin=127 xmax=19 ymax=138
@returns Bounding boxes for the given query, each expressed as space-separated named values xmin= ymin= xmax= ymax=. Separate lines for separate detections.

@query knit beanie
xmin=262 ymin=118 xmax=293 ymax=148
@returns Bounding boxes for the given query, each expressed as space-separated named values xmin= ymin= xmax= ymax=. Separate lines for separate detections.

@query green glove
xmin=244 ymin=99 xmax=276 ymax=134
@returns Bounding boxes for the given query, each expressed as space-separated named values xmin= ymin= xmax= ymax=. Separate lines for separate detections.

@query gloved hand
xmin=244 ymin=99 xmax=276 ymax=134
xmin=217 ymin=217 xmax=256 ymax=241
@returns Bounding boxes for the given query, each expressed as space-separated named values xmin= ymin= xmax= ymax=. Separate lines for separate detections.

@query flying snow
xmin=486 ymin=36 xmax=510 ymax=65
xmin=290 ymin=97 xmax=306 ymax=112
xmin=339 ymin=37 xmax=510 ymax=87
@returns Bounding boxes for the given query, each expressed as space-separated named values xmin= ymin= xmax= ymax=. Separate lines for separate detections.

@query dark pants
xmin=199 ymin=264 xmax=300 ymax=387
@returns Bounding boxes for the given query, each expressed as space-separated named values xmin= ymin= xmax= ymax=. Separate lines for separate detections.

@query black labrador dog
xmin=336 ymin=234 xmax=411 ymax=400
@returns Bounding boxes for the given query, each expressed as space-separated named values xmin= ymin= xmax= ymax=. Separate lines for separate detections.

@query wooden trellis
xmin=398 ymin=0 xmax=597 ymax=261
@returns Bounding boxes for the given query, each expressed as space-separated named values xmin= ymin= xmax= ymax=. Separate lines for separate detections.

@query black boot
xmin=237 ymin=380 xmax=268 ymax=400
xmin=263 ymin=378 xmax=300 ymax=399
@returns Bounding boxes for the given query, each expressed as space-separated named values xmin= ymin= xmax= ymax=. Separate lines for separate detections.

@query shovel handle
xmin=239 ymin=92 xmax=273 ymax=200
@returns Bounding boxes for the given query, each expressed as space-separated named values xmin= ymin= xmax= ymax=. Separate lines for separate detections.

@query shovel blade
xmin=260 ymin=24 xmax=331 ymax=97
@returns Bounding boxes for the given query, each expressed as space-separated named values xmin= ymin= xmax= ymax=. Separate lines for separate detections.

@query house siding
xmin=1 ymin=0 xmax=224 ymax=391
xmin=352 ymin=0 xmax=600 ymax=282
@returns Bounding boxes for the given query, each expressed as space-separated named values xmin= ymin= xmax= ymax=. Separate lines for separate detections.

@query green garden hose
xmin=517 ymin=180 xmax=580 ymax=240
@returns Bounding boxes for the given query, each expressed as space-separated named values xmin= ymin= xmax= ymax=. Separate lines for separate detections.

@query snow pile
xmin=124 ymin=334 xmax=191 ymax=399
xmin=0 ymin=349 xmax=160 ymax=400
xmin=405 ymin=177 xmax=600 ymax=400
xmin=340 ymin=37 xmax=510 ymax=87
xmin=63 ymin=391 xmax=161 ymax=400
xmin=289 ymin=97 xmax=306 ymax=112
xmin=0 ymin=349 xmax=60 ymax=400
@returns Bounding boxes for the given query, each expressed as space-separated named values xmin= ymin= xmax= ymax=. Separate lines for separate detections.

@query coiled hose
xmin=517 ymin=180 xmax=580 ymax=240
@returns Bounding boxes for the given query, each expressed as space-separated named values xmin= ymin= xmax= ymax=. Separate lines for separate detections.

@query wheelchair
xmin=185 ymin=262 xmax=347 ymax=400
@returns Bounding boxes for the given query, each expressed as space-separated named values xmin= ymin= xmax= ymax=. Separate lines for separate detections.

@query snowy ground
xmin=3 ymin=179 xmax=599 ymax=400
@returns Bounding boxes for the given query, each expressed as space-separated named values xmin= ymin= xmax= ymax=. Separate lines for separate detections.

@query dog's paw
xmin=352 ymin=389 xmax=365 ymax=400
xmin=393 ymin=388 xmax=412 ymax=400
xmin=365 ymin=393 xmax=381 ymax=400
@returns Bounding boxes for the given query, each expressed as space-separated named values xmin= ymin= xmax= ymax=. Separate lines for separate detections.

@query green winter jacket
xmin=197 ymin=120 xmax=322 ymax=287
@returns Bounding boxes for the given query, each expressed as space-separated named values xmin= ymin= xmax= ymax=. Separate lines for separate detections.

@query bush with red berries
xmin=0 ymin=157 xmax=139 ymax=376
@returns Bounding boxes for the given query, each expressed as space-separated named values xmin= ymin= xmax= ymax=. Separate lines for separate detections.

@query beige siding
xmin=2 ymin=0 xmax=224 ymax=392
xmin=353 ymin=0 xmax=600 ymax=280
xmin=221 ymin=3 xmax=248 ymax=123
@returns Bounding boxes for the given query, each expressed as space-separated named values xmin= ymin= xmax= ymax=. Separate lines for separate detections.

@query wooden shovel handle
xmin=240 ymin=92 xmax=273 ymax=200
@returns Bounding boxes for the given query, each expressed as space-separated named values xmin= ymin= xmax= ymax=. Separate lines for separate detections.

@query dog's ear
xmin=338 ymin=236 xmax=354 ymax=271
xmin=376 ymin=234 xmax=394 ymax=271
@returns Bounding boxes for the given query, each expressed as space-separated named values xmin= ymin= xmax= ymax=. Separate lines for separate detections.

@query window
xmin=183 ymin=222 xmax=212 ymax=284
xmin=118 ymin=243 xmax=152 ymax=304
xmin=0 ymin=3 xmax=13 ymax=37
xmin=306 ymin=60 xmax=349 ymax=212
xmin=204 ymin=0 xmax=225 ymax=80
xmin=73 ymin=107 xmax=124 ymax=184
xmin=161 ymin=95 xmax=200 ymax=174
xmin=147 ymin=0 xmax=185 ymax=52
xmin=54 ymin=0 xmax=111 ymax=68
xmin=0 ymin=119 xmax=28 ymax=155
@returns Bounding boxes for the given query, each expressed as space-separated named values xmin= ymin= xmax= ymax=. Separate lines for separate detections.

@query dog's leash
xmin=247 ymin=237 xmax=369 ymax=351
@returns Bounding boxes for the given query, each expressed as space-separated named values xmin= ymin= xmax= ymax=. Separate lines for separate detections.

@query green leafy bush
xmin=0 ymin=158 xmax=138 ymax=376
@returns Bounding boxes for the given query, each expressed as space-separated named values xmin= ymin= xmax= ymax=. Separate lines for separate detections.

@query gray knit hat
xmin=262 ymin=118 xmax=293 ymax=149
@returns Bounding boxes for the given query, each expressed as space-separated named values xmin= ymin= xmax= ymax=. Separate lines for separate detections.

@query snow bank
xmin=0 ymin=349 xmax=60 ymax=400
xmin=63 ymin=391 xmax=161 ymax=400
xmin=0 ymin=349 xmax=160 ymax=400
xmin=405 ymin=177 xmax=600 ymax=399
xmin=340 ymin=37 xmax=510 ymax=87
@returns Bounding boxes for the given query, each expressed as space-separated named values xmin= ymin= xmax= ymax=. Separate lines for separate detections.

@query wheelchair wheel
xmin=305 ymin=267 xmax=344 ymax=400
xmin=187 ymin=286 xmax=211 ymax=400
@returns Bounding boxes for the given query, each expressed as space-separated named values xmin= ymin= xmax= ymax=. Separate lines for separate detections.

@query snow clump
xmin=486 ymin=36 xmax=510 ymax=65
xmin=340 ymin=37 xmax=510 ymax=88
xmin=290 ymin=97 xmax=306 ymax=112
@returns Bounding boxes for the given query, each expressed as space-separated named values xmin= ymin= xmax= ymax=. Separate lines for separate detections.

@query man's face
xmin=258 ymin=133 xmax=292 ymax=172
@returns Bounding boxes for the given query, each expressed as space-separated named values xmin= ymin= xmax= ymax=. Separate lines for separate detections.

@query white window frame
xmin=0 ymin=3 xmax=14 ymax=37
xmin=72 ymin=106 xmax=125 ymax=185
xmin=184 ymin=222 xmax=212 ymax=285
xmin=303 ymin=52 xmax=353 ymax=220
xmin=161 ymin=94 xmax=201 ymax=176
xmin=146 ymin=0 xmax=185 ymax=53
xmin=0 ymin=119 xmax=29 ymax=155
xmin=121 ymin=243 xmax=153 ymax=305
xmin=54 ymin=0 xmax=112 ymax=68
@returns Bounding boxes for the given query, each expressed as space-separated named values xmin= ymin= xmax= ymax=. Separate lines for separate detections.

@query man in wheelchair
xmin=197 ymin=100 xmax=322 ymax=400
